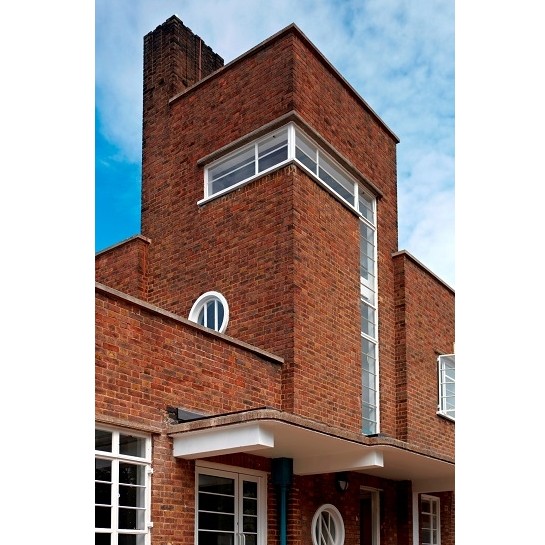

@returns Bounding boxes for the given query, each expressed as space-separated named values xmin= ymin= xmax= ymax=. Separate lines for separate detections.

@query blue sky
xmin=96 ymin=0 xmax=454 ymax=286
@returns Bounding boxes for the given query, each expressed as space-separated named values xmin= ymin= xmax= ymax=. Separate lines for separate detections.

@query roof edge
xmin=392 ymin=250 xmax=454 ymax=293
xmin=169 ymin=23 xmax=399 ymax=143
xmin=96 ymin=282 xmax=284 ymax=365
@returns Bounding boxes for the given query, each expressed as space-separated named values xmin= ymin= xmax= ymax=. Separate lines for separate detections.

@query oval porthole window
xmin=311 ymin=504 xmax=345 ymax=545
xmin=188 ymin=291 xmax=229 ymax=333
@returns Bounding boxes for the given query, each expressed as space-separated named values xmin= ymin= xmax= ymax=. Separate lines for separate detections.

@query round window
xmin=188 ymin=291 xmax=229 ymax=333
xmin=311 ymin=504 xmax=345 ymax=545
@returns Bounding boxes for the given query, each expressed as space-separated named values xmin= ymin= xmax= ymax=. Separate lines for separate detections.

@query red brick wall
xmin=95 ymin=236 xmax=150 ymax=299
xmin=95 ymin=287 xmax=283 ymax=427
xmin=393 ymin=253 xmax=455 ymax=458
xmin=437 ymin=491 xmax=455 ymax=545
xmin=289 ymin=167 xmax=361 ymax=427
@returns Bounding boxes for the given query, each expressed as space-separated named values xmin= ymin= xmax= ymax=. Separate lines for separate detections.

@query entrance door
xmin=359 ymin=488 xmax=379 ymax=545
xmin=196 ymin=465 xmax=264 ymax=545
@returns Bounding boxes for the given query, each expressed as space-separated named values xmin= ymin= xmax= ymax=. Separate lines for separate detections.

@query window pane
xmin=199 ymin=512 xmax=235 ymax=532
xmin=119 ymin=535 xmax=145 ymax=545
xmin=295 ymin=131 xmax=316 ymax=163
xmin=119 ymin=507 xmax=145 ymax=530
xmin=209 ymin=147 xmax=255 ymax=194
xmin=319 ymin=156 xmax=354 ymax=199
xmin=363 ymin=403 xmax=376 ymax=422
xmin=362 ymin=418 xmax=376 ymax=435
xmin=245 ymin=535 xmax=256 ymax=545
xmin=243 ymin=480 xmax=258 ymax=498
xmin=361 ymin=302 xmax=375 ymax=338
xmin=358 ymin=192 xmax=375 ymax=224
xmin=199 ymin=492 xmax=235 ymax=513
xmin=95 ymin=506 xmax=111 ymax=529
xmin=296 ymin=146 xmax=317 ymax=173
xmin=207 ymin=301 xmax=215 ymax=329
xmin=96 ymin=430 xmax=112 ymax=452
xmin=360 ymin=283 xmax=375 ymax=305
xmin=96 ymin=459 xmax=112 ymax=481
xmin=198 ymin=531 xmax=234 ymax=545
xmin=199 ymin=474 xmax=235 ymax=495
xmin=95 ymin=533 xmax=111 ymax=545
xmin=96 ymin=482 xmax=111 ymax=505
xmin=120 ymin=484 xmax=146 ymax=508
xmin=243 ymin=515 xmax=258 ymax=533
xmin=119 ymin=463 xmax=145 ymax=485
xmin=319 ymin=164 xmax=354 ymax=204
xmin=422 ymin=529 xmax=431 ymax=544
xmin=217 ymin=303 xmax=225 ymax=330
xmin=258 ymin=131 xmax=288 ymax=171
xmin=120 ymin=434 xmax=146 ymax=458
xmin=243 ymin=497 xmax=257 ymax=516
xmin=198 ymin=307 xmax=205 ymax=326
xmin=362 ymin=338 xmax=376 ymax=361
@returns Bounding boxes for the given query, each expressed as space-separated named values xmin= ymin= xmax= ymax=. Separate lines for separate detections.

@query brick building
xmin=95 ymin=15 xmax=455 ymax=545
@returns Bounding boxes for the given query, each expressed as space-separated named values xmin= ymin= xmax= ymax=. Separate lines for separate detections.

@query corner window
xmin=203 ymin=123 xmax=372 ymax=218
xmin=95 ymin=427 xmax=152 ymax=545
xmin=437 ymin=354 xmax=455 ymax=420
xmin=311 ymin=504 xmax=345 ymax=545
xmin=420 ymin=495 xmax=440 ymax=545
xmin=189 ymin=291 xmax=230 ymax=333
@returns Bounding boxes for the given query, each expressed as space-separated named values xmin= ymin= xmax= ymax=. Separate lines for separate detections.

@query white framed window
xmin=203 ymin=123 xmax=372 ymax=217
xmin=360 ymin=199 xmax=378 ymax=435
xmin=95 ymin=426 xmax=152 ymax=545
xmin=437 ymin=354 xmax=455 ymax=420
xmin=205 ymin=127 xmax=289 ymax=198
xmin=189 ymin=291 xmax=230 ymax=333
xmin=311 ymin=504 xmax=345 ymax=545
xmin=195 ymin=462 xmax=267 ymax=545
xmin=420 ymin=495 xmax=440 ymax=545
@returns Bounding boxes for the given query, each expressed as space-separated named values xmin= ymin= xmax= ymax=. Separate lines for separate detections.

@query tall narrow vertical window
xmin=437 ymin=354 xmax=455 ymax=420
xmin=420 ymin=495 xmax=440 ymax=545
xmin=95 ymin=427 xmax=152 ymax=545
xmin=360 ymin=191 xmax=378 ymax=435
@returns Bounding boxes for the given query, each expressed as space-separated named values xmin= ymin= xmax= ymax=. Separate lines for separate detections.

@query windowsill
xmin=436 ymin=411 xmax=455 ymax=423
xmin=197 ymin=160 xmax=292 ymax=206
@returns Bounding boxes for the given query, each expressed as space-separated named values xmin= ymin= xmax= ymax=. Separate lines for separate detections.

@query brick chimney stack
xmin=141 ymin=15 xmax=224 ymax=236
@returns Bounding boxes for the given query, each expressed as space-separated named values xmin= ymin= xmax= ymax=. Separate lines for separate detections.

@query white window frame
xmin=360 ymin=202 xmax=379 ymax=436
xmin=195 ymin=461 xmax=267 ymax=545
xmin=419 ymin=495 xmax=440 ymax=545
xmin=95 ymin=426 xmax=153 ymax=545
xmin=204 ymin=126 xmax=290 ymax=200
xmin=311 ymin=504 xmax=345 ymax=545
xmin=188 ymin=291 xmax=230 ymax=333
xmin=437 ymin=354 xmax=455 ymax=421
xmin=201 ymin=123 xmax=373 ymax=217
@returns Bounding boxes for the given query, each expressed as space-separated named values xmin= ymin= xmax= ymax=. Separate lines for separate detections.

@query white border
xmin=188 ymin=291 xmax=230 ymax=333
xmin=311 ymin=504 xmax=345 ymax=545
